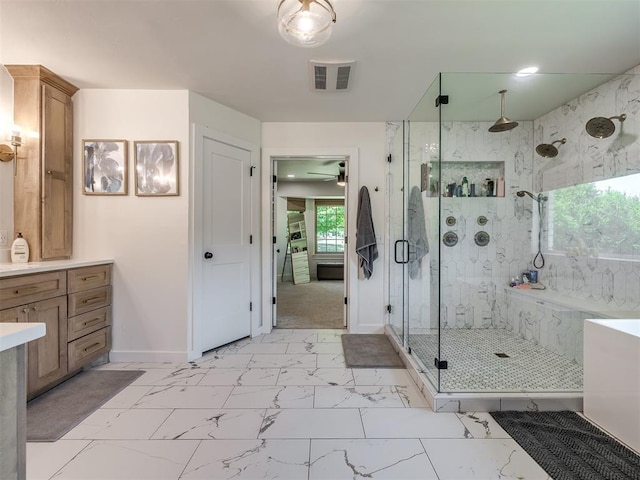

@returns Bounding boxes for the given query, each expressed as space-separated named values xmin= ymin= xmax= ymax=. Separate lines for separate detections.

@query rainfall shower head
xmin=488 ymin=90 xmax=519 ymax=133
xmin=516 ymin=190 xmax=548 ymax=202
xmin=586 ymin=114 xmax=626 ymax=139
xmin=535 ymin=138 xmax=566 ymax=158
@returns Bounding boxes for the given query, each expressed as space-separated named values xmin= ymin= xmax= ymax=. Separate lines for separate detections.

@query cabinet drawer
xmin=68 ymin=264 xmax=111 ymax=293
xmin=68 ymin=306 xmax=111 ymax=341
xmin=68 ymin=326 xmax=111 ymax=372
xmin=68 ymin=286 xmax=111 ymax=317
xmin=0 ymin=271 xmax=66 ymax=309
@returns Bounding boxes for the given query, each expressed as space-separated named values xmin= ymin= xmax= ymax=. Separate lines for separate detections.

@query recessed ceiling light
xmin=287 ymin=174 xmax=295 ymax=178
xmin=516 ymin=66 xmax=539 ymax=77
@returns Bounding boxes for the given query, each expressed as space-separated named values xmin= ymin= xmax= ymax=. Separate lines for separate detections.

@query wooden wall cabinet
xmin=0 ymin=263 xmax=112 ymax=399
xmin=6 ymin=65 xmax=78 ymax=261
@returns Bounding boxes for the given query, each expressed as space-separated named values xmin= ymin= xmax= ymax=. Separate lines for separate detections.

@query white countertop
xmin=0 ymin=323 xmax=46 ymax=352
xmin=504 ymin=286 xmax=639 ymax=319
xmin=0 ymin=259 xmax=113 ymax=278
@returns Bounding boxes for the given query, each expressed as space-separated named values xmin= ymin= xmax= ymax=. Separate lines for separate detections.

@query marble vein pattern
xmin=27 ymin=328 xmax=556 ymax=479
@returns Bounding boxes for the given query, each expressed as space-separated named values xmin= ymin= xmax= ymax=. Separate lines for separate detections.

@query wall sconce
xmin=0 ymin=127 xmax=22 ymax=163
xmin=277 ymin=0 xmax=337 ymax=48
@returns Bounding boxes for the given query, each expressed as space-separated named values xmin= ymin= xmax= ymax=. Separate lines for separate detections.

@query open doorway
xmin=273 ymin=156 xmax=348 ymax=329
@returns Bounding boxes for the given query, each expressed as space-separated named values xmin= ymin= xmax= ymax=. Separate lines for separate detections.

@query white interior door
xmin=201 ymin=136 xmax=252 ymax=351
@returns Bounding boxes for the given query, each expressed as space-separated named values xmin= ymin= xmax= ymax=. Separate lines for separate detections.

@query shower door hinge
xmin=272 ymin=175 xmax=277 ymax=183
xmin=272 ymin=297 xmax=276 ymax=305
xmin=386 ymin=304 xmax=392 ymax=313
xmin=387 ymin=154 xmax=392 ymax=163
xmin=434 ymin=358 xmax=448 ymax=370
xmin=435 ymin=95 xmax=449 ymax=107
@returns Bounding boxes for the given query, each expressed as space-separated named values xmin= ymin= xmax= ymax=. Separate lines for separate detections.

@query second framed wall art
xmin=134 ymin=141 xmax=180 ymax=196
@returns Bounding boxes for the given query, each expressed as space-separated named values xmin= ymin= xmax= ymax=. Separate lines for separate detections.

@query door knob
xmin=204 ymin=252 xmax=213 ymax=259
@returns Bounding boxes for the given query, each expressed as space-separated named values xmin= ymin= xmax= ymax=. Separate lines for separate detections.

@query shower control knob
xmin=204 ymin=252 xmax=213 ymax=259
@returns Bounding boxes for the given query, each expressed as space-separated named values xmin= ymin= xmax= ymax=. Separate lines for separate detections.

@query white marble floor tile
xmin=258 ymin=408 xmax=364 ymax=439
xmin=193 ymin=353 xmax=253 ymax=369
xmin=456 ymin=412 xmax=511 ymax=439
xmin=314 ymin=386 xmax=405 ymax=408
xmin=224 ymin=385 xmax=315 ymax=409
xmin=26 ymin=440 xmax=91 ymax=480
xmin=131 ymin=368 xmax=206 ymax=386
xmin=353 ymin=368 xmax=414 ymax=386
xmin=287 ymin=342 xmax=344 ymax=354
xmin=151 ymin=408 xmax=265 ymax=440
xmin=100 ymin=385 xmax=152 ymax=409
xmin=316 ymin=353 xmax=346 ymax=367
xmin=259 ymin=332 xmax=317 ymax=343
xmin=62 ymin=408 xmax=172 ymax=440
xmin=317 ymin=330 xmax=346 ymax=343
xmin=396 ymin=385 xmax=430 ymax=408
xmin=421 ymin=439 xmax=552 ymax=479
xmin=181 ymin=439 xmax=310 ymax=479
xmin=46 ymin=440 xmax=199 ymax=479
xmin=131 ymin=385 xmax=233 ymax=409
xmin=361 ymin=408 xmax=467 ymax=438
xmin=223 ymin=342 xmax=288 ymax=354
xmin=198 ymin=368 xmax=280 ymax=386
xmin=277 ymin=368 xmax=355 ymax=386
xmin=248 ymin=353 xmax=317 ymax=368
xmin=309 ymin=438 xmax=438 ymax=479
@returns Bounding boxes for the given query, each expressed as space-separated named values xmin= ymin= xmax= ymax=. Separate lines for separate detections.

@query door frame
xmin=261 ymin=147 xmax=359 ymax=333
xmin=189 ymin=123 xmax=260 ymax=361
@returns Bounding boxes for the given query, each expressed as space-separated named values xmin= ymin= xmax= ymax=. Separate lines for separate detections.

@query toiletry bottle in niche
xmin=11 ymin=232 xmax=29 ymax=263
xmin=461 ymin=176 xmax=469 ymax=197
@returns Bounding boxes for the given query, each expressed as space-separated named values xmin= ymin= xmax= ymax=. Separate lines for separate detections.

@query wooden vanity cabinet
xmin=0 ymin=263 xmax=112 ymax=399
xmin=6 ymin=65 xmax=78 ymax=261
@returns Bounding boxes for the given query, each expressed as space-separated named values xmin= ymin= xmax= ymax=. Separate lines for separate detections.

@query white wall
xmin=262 ymin=123 xmax=387 ymax=333
xmin=74 ymin=89 xmax=191 ymax=361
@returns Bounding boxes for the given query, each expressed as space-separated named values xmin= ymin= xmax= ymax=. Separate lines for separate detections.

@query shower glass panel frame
xmin=402 ymin=71 xmax=640 ymax=396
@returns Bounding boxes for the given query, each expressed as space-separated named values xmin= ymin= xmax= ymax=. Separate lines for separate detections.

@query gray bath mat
xmin=341 ymin=334 xmax=404 ymax=368
xmin=490 ymin=411 xmax=640 ymax=480
xmin=27 ymin=369 xmax=144 ymax=441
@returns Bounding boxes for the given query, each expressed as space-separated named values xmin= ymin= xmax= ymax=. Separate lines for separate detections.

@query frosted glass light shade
xmin=277 ymin=0 xmax=336 ymax=48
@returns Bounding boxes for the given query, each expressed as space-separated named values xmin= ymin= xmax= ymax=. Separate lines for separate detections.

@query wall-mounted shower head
xmin=535 ymin=138 xmax=566 ymax=158
xmin=586 ymin=114 xmax=626 ymax=139
xmin=488 ymin=90 xmax=519 ymax=133
xmin=516 ymin=190 xmax=548 ymax=202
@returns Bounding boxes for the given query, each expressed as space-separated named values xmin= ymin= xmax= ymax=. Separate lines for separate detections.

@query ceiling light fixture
xmin=516 ymin=66 xmax=539 ymax=77
xmin=277 ymin=0 xmax=337 ymax=48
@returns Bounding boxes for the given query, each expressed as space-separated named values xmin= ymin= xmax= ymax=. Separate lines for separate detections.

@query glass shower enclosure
xmin=388 ymin=70 xmax=640 ymax=398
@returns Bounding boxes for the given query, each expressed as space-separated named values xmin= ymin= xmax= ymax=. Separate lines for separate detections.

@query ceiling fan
xmin=307 ymin=161 xmax=346 ymax=184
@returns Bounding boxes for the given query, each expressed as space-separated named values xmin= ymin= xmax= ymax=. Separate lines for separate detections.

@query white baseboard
xmin=110 ymin=350 xmax=188 ymax=363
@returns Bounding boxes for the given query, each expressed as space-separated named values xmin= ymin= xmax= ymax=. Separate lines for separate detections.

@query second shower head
xmin=516 ymin=190 xmax=548 ymax=202
xmin=536 ymin=138 xmax=566 ymax=158
xmin=586 ymin=114 xmax=626 ymax=139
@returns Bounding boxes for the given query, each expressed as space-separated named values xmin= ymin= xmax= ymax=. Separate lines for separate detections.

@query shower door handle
xmin=394 ymin=240 xmax=409 ymax=264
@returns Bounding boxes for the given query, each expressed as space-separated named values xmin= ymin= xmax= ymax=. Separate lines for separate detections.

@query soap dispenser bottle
xmin=11 ymin=232 xmax=29 ymax=263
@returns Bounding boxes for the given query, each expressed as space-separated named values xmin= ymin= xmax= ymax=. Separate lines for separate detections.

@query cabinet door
xmin=24 ymin=296 xmax=68 ymax=397
xmin=41 ymin=83 xmax=73 ymax=259
xmin=0 ymin=306 xmax=28 ymax=323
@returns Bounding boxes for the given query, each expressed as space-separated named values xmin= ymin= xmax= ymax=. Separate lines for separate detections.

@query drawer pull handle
xmin=82 ymin=342 xmax=101 ymax=352
xmin=82 ymin=317 xmax=102 ymax=327
xmin=81 ymin=275 xmax=100 ymax=281
xmin=14 ymin=286 xmax=39 ymax=295
xmin=81 ymin=296 xmax=104 ymax=305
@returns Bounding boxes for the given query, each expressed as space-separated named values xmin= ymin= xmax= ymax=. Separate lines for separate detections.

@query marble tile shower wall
xmin=534 ymin=67 xmax=640 ymax=310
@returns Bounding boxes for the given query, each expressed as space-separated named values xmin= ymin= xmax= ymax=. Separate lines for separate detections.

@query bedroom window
xmin=315 ymin=200 xmax=345 ymax=253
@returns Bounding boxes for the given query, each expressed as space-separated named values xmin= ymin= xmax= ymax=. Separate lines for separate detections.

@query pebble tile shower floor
xmin=409 ymin=329 xmax=583 ymax=392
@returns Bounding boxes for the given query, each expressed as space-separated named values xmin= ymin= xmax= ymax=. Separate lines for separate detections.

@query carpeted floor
xmin=276 ymin=279 xmax=344 ymax=329
xmin=27 ymin=369 xmax=143 ymax=441
xmin=342 ymin=334 xmax=405 ymax=368
xmin=490 ymin=411 xmax=640 ymax=480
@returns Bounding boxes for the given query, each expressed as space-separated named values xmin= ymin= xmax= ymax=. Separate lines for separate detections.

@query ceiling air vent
xmin=309 ymin=61 xmax=356 ymax=92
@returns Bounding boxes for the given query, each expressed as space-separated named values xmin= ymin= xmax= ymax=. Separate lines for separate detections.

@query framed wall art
xmin=82 ymin=140 xmax=128 ymax=195
xmin=134 ymin=141 xmax=179 ymax=196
